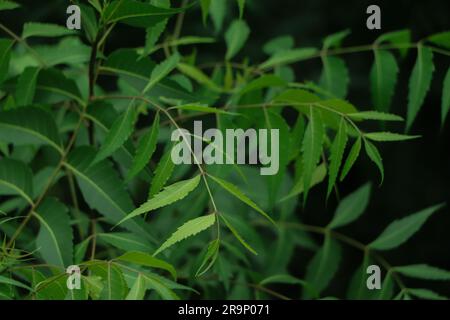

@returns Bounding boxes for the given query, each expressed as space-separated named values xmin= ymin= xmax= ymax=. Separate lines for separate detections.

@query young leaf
xmin=240 ymin=75 xmax=287 ymax=95
xmin=225 ymin=19 xmax=250 ymax=60
xmin=340 ymin=136 xmax=361 ymax=182
xmin=34 ymin=198 xmax=73 ymax=267
xmin=208 ymin=174 xmax=276 ymax=226
xmin=319 ymin=57 xmax=349 ymax=98
xmin=348 ymin=111 xmax=403 ymax=122
xmin=441 ymin=67 xmax=450 ymax=127
xmin=149 ymin=147 xmax=176 ymax=197
xmin=14 ymin=67 xmax=40 ymax=107
xmin=220 ymin=214 xmax=257 ymax=255
xmin=154 ymin=214 xmax=216 ymax=256
xmin=328 ymin=183 xmax=371 ymax=229
xmin=126 ymin=274 xmax=146 ymax=300
xmin=327 ymin=119 xmax=348 ymax=198
xmin=323 ymin=29 xmax=351 ymax=50
xmin=177 ymin=63 xmax=222 ymax=92
xmin=117 ymin=251 xmax=176 ymax=279
xmin=22 ymin=22 xmax=76 ymax=39
xmin=364 ymin=139 xmax=384 ymax=184
xmin=369 ymin=204 xmax=444 ymax=251
xmin=260 ymin=48 xmax=318 ymax=70
xmin=95 ymin=103 xmax=138 ymax=163
xmin=375 ymin=29 xmax=411 ymax=57
xmin=406 ymin=45 xmax=435 ymax=131
xmin=119 ymin=175 xmax=201 ymax=225
xmin=364 ymin=132 xmax=420 ymax=142
xmin=128 ymin=113 xmax=160 ymax=180
xmin=394 ymin=264 xmax=450 ymax=280
xmin=143 ymin=53 xmax=180 ymax=93
xmin=370 ymin=50 xmax=399 ymax=112
xmin=301 ymin=106 xmax=324 ymax=202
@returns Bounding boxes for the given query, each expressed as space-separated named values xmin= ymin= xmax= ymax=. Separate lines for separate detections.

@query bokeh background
xmin=2 ymin=0 xmax=449 ymax=297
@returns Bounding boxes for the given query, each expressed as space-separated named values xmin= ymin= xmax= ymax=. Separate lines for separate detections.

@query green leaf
xmin=95 ymin=103 xmax=138 ymax=163
xmin=196 ymin=239 xmax=220 ymax=277
xmin=22 ymin=22 xmax=76 ymax=39
xmin=0 ymin=39 xmax=13 ymax=84
xmin=301 ymin=106 xmax=324 ymax=202
xmin=408 ymin=288 xmax=448 ymax=300
xmin=220 ymin=214 xmax=257 ymax=255
xmin=327 ymin=118 xmax=348 ymax=198
xmin=0 ymin=107 xmax=63 ymax=154
xmin=236 ymin=0 xmax=245 ymax=18
xmin=428 ymin=31 xmax=450 ymax=50
xmin=319 ymin=57 xmax=349 ymax=98
xmin=375 ymin=29 xmax=411 ymax=57
xmin=119 ymin=175 xmax=201 ymax=225
xmin=155 ymin=214 xmax=216 ymax=256
xmin=177 ymin=63 xmax=222 ymax=92
xmin=33 ymin=37 xmax=91 ymax=68
xmin=304 ymin=236 xmax=341 ymax=297
xmin=340 ymin=136 xmax=361 ymax=182
xmin=328 ymin=183 xmax=371 ymax=229
xmin=128 ymin=113 xmax=160 ymax=180
xmin=172 ymin=104 xmax=239 ymax=116
xmin=36 ymin=68 xmax=83 ymax=105
xmin=0 ymin=1 xmax=19 ymax=11
xmin=348 ymin=111 xmax=403 ymax=122
xmin=365 ymin=132 xmax=420 ymax=142
xmin=394 ymin=264 xmax=450 ymax=280
xmin=103 ymin=0 xmax=186 ymax=28
xmin=369 ymin=204 xmax=444 ymax=250
xmin=208 ymin=174 xmax=275 ymax=226
xmin=143 ymin=53 xmax=180 ymax=93
xmin=98 ymin=232 xmax=152 ymax=253
xmin=406 ymin=45 xmax=435 ymax=131
xmin=225 ymin=19 xmax=250 ymax=60
xmin=87 ymin=261 xmax=128 ymax=300
xmin=126 ymin=274 xmax=146 ymax=300
xmin=323 ymin=29 xmax=351 ymax=50
xmin=370 ymin=50 xmax=399 ymax=112
xmin=199 ymin=0 xmax=211 ymax=24
xmin=0 ymin=158 xmax=33 ymax=204
xmin=263 ymin=36 xmax=294 ymax=55
xmin=441 ymin=67 xmax=450 ymax=127
xmin=260 ymin=48 xmax=318 ymax=70
xmin=240 ymin=75 xmax=287 ymax=95
xmin=117 ymin=251 xmax=176 ymax=279
xmin=0 ymin=275 xmax=32 ymax=291
xmin=281 ymin=163 xmax=327 ymax=201
xmin=15 ymin=67 xmax=40 ymax=107
xmin=66 ymin=147 xmax=154 ymax=242
xmin=34 ymin=198 xmax=73 ymax=267
xmin=148 ymin=147 xmax=176 ymax=197
xmin=364 ymin=139 xmax=384 ymax=184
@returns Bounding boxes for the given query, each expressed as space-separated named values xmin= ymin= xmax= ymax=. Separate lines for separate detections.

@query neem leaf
xmin=117 ymin=251 xmax=176 ymax=279
xmin=327 ymin=118 xmax=348 ymax=198
xmin=154 ymin=214 xmax=216 ymax=256
xmin=441 ymin=67 xmax=450 ymax=127
xmin=22 ymin=22 xmax=76 ymax=39
xmin=395 ymin=264 xmax=450 ymax=280
xmin=370 ymin=50 xmax=399 ymax=113
xmin=119 ymin=175 xmax=201 ymax=225
xmin=328 ymin=183 xmax=371 ymax=229
xmin=364 ymin=132 xmax=420 ymax=142
xmin=369 ymin=204 xmax=444 ymax=251
xmin=225 ymin=19 xmax=250 ymax=60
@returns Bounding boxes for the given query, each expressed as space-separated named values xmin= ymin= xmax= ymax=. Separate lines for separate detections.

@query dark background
xmin=2 ymin=0 xmax=449 ymax=297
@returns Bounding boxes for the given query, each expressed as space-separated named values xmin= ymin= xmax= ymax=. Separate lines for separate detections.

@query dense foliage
xmin=0 ymin=0 xmax=449 ymax=300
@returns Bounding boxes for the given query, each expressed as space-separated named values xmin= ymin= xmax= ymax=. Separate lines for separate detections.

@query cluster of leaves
xmin=0 ymin=0 xmax=449 ymax=300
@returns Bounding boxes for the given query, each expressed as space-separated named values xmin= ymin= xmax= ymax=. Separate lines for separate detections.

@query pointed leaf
xmin=119 ymin=175 xmax=201 ymax=224
xmin=143 ymin=53 xmax=180 ymax=93
xmin=441 ymin=67 xmax=450 ymax=127
xmin=148 ymin=148 xmax=176 ymax=197
xmin=117 ymin=251 xmax=176 ymax=279
xmin=348 ymin=111 xmax=403 ymax=122
xmin=154 ymin=214 xmax=216 ymax=256
xmin=22 ymin=22 xmax=76 ymax=39
xmin=327 ymin=119 xmax=348 ymax=198
xmin=406 ymin=45 xmax=435 ymax=131
xmin=225 ymin=19 xmax=250 ymax=60
xmin=394 ymin=264 xmax=450 ymax=280
xmin=370 ymin=50 xmax=399 ymax=112
xmin=126 ymin=274 xmax=146 ymax=300
xmin=319 ymin=57 xmax=349 ymax=98
xmin=340 ymin=136 xmax=361 ymax=182
xmin=369 ymin=204 xmax=444 ymax=250
xmin=365 ymin=132 xmax=420 ymax=142
xmin=0 ymin=158 xmax=33 ymax=204
xmin=260 ymin=48 xmax=318 ymax=70
xmin=364 ymin=139 xmax=384 ymax=184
